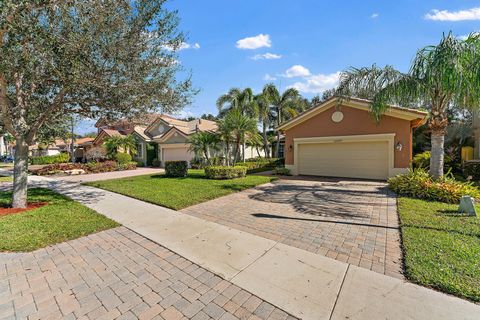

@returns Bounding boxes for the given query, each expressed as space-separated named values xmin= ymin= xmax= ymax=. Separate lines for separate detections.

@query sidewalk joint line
xmin=329 ymin=263 xmax=350 ymax=320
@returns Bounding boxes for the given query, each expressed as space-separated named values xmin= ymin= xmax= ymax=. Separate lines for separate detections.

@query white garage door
xmin=162 ymin=147 xmax=193 ymax=163
xmin=297 ymin=141 xmax=389 ymax=180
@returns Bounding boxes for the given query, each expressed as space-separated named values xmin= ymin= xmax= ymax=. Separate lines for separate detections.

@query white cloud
xmin=289 ymin=72 xmax=341 ymax=94
xmin=371 ymin=13 xmax=379 ymax=18
xmin=282 ymin=65 xmax=311 ymax=78
xmin=263 ymin=74 xmax=277 ymax=81
xmin=236 ymin=34 xmax=272 ymax=49
xmin=164 ymin=42 xmax=200 ymax=51
xmin=179 ymin=42 xmax=200 ymax=50
xmin=250 ymin=52 xmax=282 ymax=60
xmin=425 ymin=7 xmax=480 ymax=21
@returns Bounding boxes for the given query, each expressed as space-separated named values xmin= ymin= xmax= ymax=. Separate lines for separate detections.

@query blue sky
xmin=77 ymin=0 xmax=480 ymax=134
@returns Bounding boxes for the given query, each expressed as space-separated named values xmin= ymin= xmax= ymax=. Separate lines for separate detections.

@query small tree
xmin=188 ymin=131 xmax=220 ymax=164
xmin=103 ymin=135 xmax=137 ymax=159
xmin=1 ymin=0 xmax=194 ymax=207
xmin=221 ymin=110 xmax=258 ymax=165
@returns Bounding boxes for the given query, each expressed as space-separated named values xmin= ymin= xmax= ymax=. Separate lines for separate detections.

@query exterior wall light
xmin=396 ymin=142 xmax=403 ymax=151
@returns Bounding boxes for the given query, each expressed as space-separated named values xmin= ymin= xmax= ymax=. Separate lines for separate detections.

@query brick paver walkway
xmin=0 ymin=227 xmax=295 ymax=320
xmin=181 ymin=178 xmax=403 ymax=278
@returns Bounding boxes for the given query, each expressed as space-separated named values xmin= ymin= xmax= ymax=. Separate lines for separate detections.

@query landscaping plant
xmin=204 ymin=166 xmax=247 ymax=179
xmin=388 ymin=169 xmax=480 ymax=203
xmin=30 ymin=153 xmax=70 ymax=165
xmin=165 ymin=161 xmax=188 ymax=177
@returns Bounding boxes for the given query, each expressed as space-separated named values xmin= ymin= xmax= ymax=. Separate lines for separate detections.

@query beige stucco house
xmin=91 ymin=113 xmax=265 ymax=166
xmin=277 ymin=97 xmax=428 ymax=180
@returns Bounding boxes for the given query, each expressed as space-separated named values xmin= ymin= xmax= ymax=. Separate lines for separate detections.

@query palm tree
xmin=254 ymin=92 xmax=272 ymax=157
xmin=104 ymin=134 xmax=137 ymax=159
xmin=220 ymin=109 xmax=258 ymax=165
xmin=217 ymin=117 xmax=235 ymax=166
xmin=262 ymin=84 xmax=306 ymax=158
xmin=217 ymin=88 xmax=258 ymax=161
xmin=336 ymin=33 xmax=480 ymax=178
xmin=188 ymin=131 xmax=220 ymax=164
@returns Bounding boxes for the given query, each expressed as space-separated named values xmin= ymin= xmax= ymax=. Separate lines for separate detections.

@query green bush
xmin=30 ymin=153 xmax=70 ymax=165
xmin=136 ymin=160 xmax=145 ymax=167
xmin=165 ymin=161 xmax=188 ymax=177
xmin=412 ymin=151 xmax=430 ymax=169
xmin=388 ymin=169 xmax=480 ymax=204
xmin=151 ymin=158 xmax=161 ymax=168
xmin=115 ymin=152 xmax=132 ymax=165
xmin=463 ymin=161 xmax=480 ymax=180
xmin=205 ymin=166 xmax=247 ymax=179
xmin=272 ymin=167 xmax=291 ymax=176
xmin=236 ymin=158 xmax=278 ymax=173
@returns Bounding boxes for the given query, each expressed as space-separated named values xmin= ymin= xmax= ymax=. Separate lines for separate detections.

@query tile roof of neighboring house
xmin=133 ymin=126 xmax=151 ymax=141
xmin=102 ymin=129 xmax=125 ymax=137
xmin=76 ymin=137 xmax=95 ymax=146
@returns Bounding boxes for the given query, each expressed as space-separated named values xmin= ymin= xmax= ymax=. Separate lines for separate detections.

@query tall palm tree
xmin=217 ymin=118 xmax=235 ymax=166
xmin=217 ymin=88 xmax=258 ymax=161
xmin=262 ymin=84 xmax=306 ymax=158
xmin=188 ymin=131 xmax=220 ymax=164
xmin=337 ymin=33 xmax=480 ymax=178
xmin=253 ymin=92 xmax=272 ymax=157
xmin=221 ymin=109 xmax=258 ymax=165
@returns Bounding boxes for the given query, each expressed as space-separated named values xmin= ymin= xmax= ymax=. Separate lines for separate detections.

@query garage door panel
xmin=297 ymin=141 xmax=388 ymax=180
xmin=162 ymin=147 xmax=193 ymax=163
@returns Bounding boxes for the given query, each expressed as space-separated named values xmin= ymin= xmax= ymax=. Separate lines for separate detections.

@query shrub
xmin=115 ymin=152 xmax=132 ymax=165
xmin=151 ymin=158 xmax=161 ymax=167
xmin=85 ymin=146 xmax=107 ymax=162
xmin=236 ymin=158 xmax=278 ymax=173
xmin=388 ymin=169 xmax=480 ymax=204
xmin=463 ymin=161 xmax=480 ymax=180
xmin=136 ymin=160 xmax=145 ymax=167
xmin=165 ymin=161 xmax=188 ymax=177
xmin=85 ymin=160 xmax=118 ymax=173
xmin=205 ymin=166 xmax=247 ymax=179
xmin=30 ymin=153 xmax=70 ymax=165
xmin=412 ymin=151 xmax=430 ymax=169
xmin=32 ymin=163 xmax=82 ymax=175
xmin=272 ymin=167 xmax=291 ymax=176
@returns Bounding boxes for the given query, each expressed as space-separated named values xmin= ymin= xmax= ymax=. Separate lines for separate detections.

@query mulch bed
xmin=0 ymin=202 xmax=48 ymax=217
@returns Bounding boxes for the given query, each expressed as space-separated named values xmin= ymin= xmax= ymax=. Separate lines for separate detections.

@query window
xmin=136 ymin=142 xmax=143 ymax=158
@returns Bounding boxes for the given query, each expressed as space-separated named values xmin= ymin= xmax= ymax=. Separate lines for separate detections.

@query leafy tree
xmin=188 ymin=131 xmax=220 ymax=163
xmin=200 ymin=113 xmax=217 ymax=121
xmin=262 ymin=84 xmax=305 ymax=158
xmin=1 ymin=0 xmax=195 ymax=207
xmin=337 ymin=33 xmax=480 ymax=178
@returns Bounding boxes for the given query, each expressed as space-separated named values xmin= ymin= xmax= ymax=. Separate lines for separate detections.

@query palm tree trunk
xmin=12 ymin=136 xmax=29 ymax=208
xmin=275 ymin=107 xmax=281 ymax=158
xmin=430 ymin=132 xmax=444 ymax=179
xmin=262 ymin=122 xmax=270 ymax=158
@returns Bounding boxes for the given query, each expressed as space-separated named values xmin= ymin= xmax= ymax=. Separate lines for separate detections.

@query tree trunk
xmin=275 ymin=107 xmax=281 ymax=158
xmin=242 ymin=135 xmax=246 ymax=162
xmin=430 ymin=132 xmax=445 ymax=179
xmin=262 ymin=122 xmax=270 ymax=158
xmin=12 ymin=136 xmax=29 ymax=208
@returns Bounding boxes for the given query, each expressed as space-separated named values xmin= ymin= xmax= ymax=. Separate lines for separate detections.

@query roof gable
xmin=277 ymin=97 xmax=428 ymax=131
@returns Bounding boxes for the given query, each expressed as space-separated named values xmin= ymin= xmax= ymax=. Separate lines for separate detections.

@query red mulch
xmin=0 ymin=202 xmax=48 ymax=217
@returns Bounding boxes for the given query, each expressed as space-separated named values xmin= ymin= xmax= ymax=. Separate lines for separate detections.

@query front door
xmin=146 ymin=143 xmax=158 ymax=166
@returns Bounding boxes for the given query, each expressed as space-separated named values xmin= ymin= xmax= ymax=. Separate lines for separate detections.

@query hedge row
xmin=31 ymin=160 xmax=136 ymax=176
xmin=205 ymin=166 xmax=247 ymax=179
xmin=30 ymin=153 xmax=70 ymax=165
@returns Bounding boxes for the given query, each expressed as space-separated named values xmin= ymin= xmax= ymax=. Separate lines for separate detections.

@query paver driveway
xmin=181 ymin=177 xmax=403 ymax=278
xmin=0 ymin=227 xmax=294 ymax=320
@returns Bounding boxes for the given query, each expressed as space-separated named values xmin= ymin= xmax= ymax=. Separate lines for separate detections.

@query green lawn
xmin=0 ymin=188 xmax=119 ymax=252
xmin=85 ymin=169 xmax=277 ymax=210
xmin=398 ymin=197 xmax=480 ymax=302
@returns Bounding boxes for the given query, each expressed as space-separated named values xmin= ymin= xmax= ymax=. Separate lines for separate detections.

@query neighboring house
xmin=91 ymin=114 xmax=263 ymax=166
xmin=473 ymin=111 xmax=480 ymax=159
xmin=277 ymin=97 xmax=428 ymax=180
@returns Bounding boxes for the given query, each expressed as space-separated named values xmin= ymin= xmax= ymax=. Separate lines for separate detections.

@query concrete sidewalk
xmin=23 ymin=175 xmax=480 ymax=320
